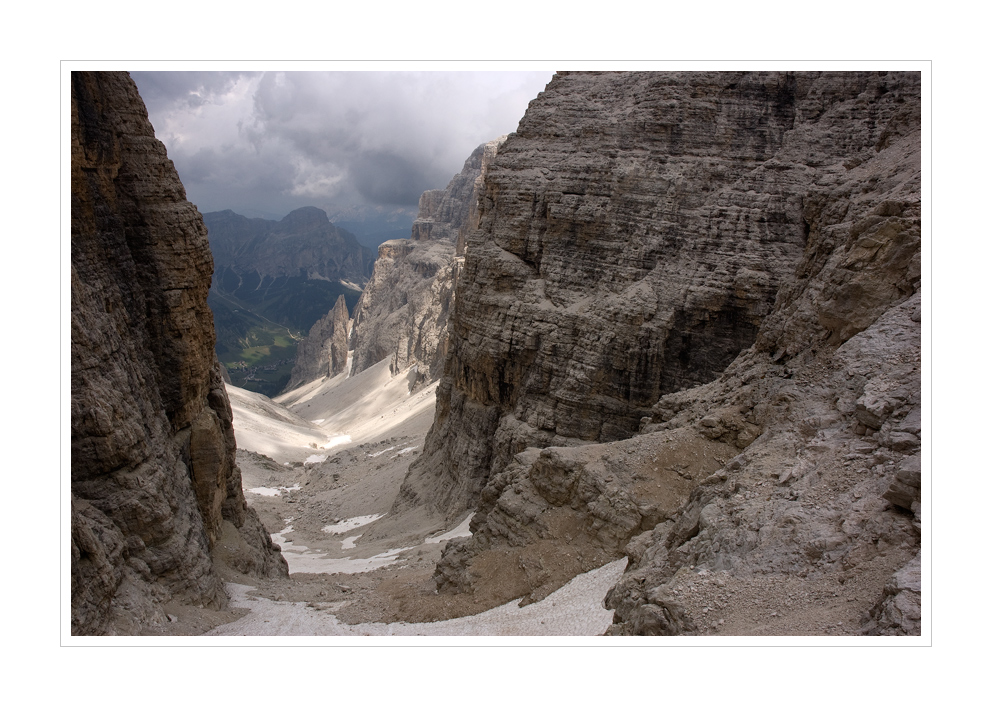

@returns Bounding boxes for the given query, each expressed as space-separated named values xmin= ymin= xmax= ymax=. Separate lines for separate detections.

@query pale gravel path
xmin=207 ymin=558 xmax=627 ymax=636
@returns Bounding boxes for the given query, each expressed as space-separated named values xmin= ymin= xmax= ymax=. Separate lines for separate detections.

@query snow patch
xmin=286 ymin=546 xmax=413 ymax=576
xmin=247 ymin=487 xmax=281 ymax=497
xmin=322 ymin=514 xmax=385 ymax=534
xmin=208 ymin=558 xmax=628 ymax=635
xmin=341 ymin=535 xmax=361 ymax=550
xmin=271 ymin=523 xmax=412 ymax=575
xmin=248 ymin=484 xmax=300 ymax=497
xmin=271 ymin=525 xmax=303 ymax=549
xmin=304 ymin=454 xmax=327 ymax=465
xmin=426 ymin=513 xmax=475 ymax=544
xmin=391 ymin=445 xmax=419 ymax=458
xmin=321 ymin=434 xmax=352 ymax=450
xmin=368 ymin=446 xmax=397 ymax=458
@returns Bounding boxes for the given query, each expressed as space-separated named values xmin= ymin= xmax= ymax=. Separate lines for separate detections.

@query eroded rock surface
xmin=348 ymin=137 xmax=506 ymax=387
xmin=71 ymin=71 xmax=286 ymax=636
xmin=408 ymin=71 xmax=921 ymax=635
xmin=604 ymin=294 xmax=921 ymax=635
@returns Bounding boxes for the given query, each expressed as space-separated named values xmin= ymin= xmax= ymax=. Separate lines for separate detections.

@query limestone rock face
xmin=348 ymin=138 xmax=506 ymax=386
xmin=409 ymin=71 xmax=921 ymax=635
xmin=409 ymin=137 xmax=507 ymax=255
xmin=404 ymin=71 xmax=920 ymax=518
xmin=286 ymin=294 xmax=350 ymax=389
xmin=604 ymin=293 xmax=921 ymax=636
xmin=70 ymin=72 xmax=286 ymax=636
xmin=862 ymin=553 xmax=922 ymax=635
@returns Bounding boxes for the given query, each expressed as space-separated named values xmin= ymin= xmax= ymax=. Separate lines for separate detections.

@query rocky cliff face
xmin=403 ymin=71 xmax=921 ymax=634
xmin=347 ymin=137 xmax=506 ymax=387
xmin=70 ymin=72 xmax=286 ymax=636
xmin=286 ymin=294 xmax=350 ymax=389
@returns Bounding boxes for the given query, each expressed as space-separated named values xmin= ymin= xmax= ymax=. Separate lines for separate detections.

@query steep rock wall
xmin=402 ymin=72 xmax=829 ymax=516
xmin=70 ymin=72 xmax=286 ymax=636
xmin=348 ymin=137 xmax=506 ymax=386
xmin=286 ymin=294 xmax=350 ymax=389
xmin=414 ymin=71 xmax=921 ymax=634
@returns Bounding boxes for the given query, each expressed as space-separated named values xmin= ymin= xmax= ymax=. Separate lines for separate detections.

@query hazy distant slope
xmin=203 ymin=207 xmax=370 ymax=396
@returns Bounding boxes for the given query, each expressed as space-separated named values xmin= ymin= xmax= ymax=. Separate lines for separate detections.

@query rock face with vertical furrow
xmin=70 ymin=71 xmax=286 ymax=636
xmin=397 ymin=71 xmax=921 ymax=635
xmin=403 ymin=70 xmax=919 ymax=516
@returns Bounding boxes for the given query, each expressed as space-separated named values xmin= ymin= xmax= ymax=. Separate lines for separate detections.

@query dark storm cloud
xmin=129 ymin=69 xmax=554 ymax=220
xmin=182 ymin=144 xmax=296 ymax=200
xmin=132 ymin=71 xmax=254 ymax=113
xmin=350 ymin=151 xmax=434 ymax=206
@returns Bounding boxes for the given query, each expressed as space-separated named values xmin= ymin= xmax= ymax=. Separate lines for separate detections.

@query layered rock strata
xmin=286 ymin=294 xmax=350 ymax=389
xmin=403 ymin=72 xmax=810 ymax=517
xmin=347 ymin=137 xmax=506 ymax=387
xmin=70 ymin=72 xmax=286 ymax=636
xmin=411 ymin=71 xmax=922 ymax=635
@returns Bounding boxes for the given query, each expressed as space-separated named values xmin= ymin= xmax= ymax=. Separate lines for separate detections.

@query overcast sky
xmin=130 ymin=71 xmax=555 ymax=226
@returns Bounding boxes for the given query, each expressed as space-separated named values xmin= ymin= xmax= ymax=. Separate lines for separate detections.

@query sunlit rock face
xmin=348 ymin=137 xmax=507 ymax=387
xmin=70 ymin=71 xmax=285 ymax=636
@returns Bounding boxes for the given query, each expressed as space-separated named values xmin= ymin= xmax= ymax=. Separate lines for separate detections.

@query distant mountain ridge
xmin=203 ymin=207 xmax=373 ymax=396
xmin=205 ymin=207 xmax=374 ymax=286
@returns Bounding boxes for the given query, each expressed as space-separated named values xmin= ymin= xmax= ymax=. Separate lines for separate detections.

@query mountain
xmin=397 ymin=71 xmax=922 ymax=635
xmin=283 ymin=137 xmax=506 ymax=396
xmin=71 ymin=69 xmax=923 ymax=637
xmin=285 ymin=294 xmax=351 ymax=390
xmin=347 ymin=137 xmax=506 ymax=388
xmin=206 ymin=207 xmax=374 ymax=290
xmin=70 ymin=72 xmax=286 ymax=635
xmin=203 ymin=207 xmax=373 ymax=396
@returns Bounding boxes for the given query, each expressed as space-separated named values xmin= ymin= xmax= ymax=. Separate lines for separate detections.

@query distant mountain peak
xmin=281 ymin=206 xmax=330 ymax=227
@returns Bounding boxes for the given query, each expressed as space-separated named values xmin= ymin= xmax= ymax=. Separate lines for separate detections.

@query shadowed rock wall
xmin=206 ymin=207 xmax=374 ymax=286
xmin=70 ymin=71 xmax=285 ymax=636
xmin=415 ymin=71 xmax=921 ymax=635
xmin=286 ymin=294 xmax=350 ymax=389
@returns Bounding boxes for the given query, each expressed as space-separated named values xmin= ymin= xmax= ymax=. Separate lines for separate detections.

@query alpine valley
xmin=70 ymin=70 xmax=922 ymax=637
